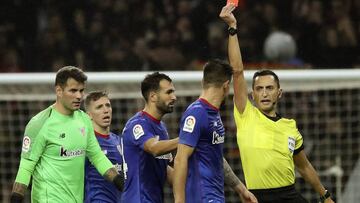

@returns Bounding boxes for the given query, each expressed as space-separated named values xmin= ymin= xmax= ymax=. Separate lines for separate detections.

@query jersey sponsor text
xmin=212 ymin=131 xmax=224 ymax=144
xmin=60 ymin=147 xmax=85 ymax=157
xmin=156 ymin=153 xmax=173 ymax=161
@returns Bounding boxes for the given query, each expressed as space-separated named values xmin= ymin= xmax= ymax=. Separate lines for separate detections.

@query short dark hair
xmin=84 ymin=91 xmax=109 ymax=111
xmin=55 ymin=66 xmax=87 ymax=87
xmin=141 ymin=72 xmax=172 ymax=102
xmin=252 ymin=69 xmax=280 ymax=89
xmin=202 ymin=59 xmax=233 ymax=88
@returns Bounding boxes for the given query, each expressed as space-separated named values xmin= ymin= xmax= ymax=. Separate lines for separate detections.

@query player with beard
xmin=173 ymin=59 xmax=257 ymax=203
xmin=121 ymin=72 xmax=178 ymax=203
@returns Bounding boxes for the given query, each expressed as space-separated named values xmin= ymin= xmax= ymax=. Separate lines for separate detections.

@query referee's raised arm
xmin=220 ymin=4 xmax=247 ymax=114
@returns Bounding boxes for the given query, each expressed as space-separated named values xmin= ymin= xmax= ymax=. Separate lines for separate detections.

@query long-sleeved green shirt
xmin=15 ymin=106 xmax=113 ymax=203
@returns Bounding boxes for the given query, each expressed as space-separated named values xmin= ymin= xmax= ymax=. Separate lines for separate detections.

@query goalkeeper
xmin=10 ymin=66 xmax=124 ymax=203
xmin=220 ymin=3 xmax=335 ymax=203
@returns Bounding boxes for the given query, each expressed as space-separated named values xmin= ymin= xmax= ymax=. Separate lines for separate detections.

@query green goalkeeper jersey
xmin=15 ymin=105 xmax=114 ymax=203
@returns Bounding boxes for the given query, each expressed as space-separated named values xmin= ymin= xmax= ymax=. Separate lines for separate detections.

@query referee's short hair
xmin=141 ymin=72 xmax=172 ymax=102
xmin=252 ymin=69 xmax=280 ymax=89
xmin=55 ymin=66 xmax=87 ymax=88
xmin=202 ymin=59 xmax=233 ymax=89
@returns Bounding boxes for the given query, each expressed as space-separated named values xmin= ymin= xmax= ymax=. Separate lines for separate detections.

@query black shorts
xmin=249 ymin=184 xmax=308 ymax=203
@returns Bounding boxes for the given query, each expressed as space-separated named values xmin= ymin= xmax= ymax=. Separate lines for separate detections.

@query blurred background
xmin=0 ymin=0 xmax=359 ymax=72
xmin=1 ymin=0 xmax=360 ymax=203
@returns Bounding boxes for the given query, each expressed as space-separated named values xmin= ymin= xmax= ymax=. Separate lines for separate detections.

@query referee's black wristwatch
xmin=228 ymin=27 xmax=237 ymax=36
xmin=319 ymin=190 xmax=331 ymax=202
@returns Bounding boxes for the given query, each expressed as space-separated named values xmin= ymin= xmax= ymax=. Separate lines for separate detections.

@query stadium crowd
xmin=0 ymin=0 xmax=359 ymax=72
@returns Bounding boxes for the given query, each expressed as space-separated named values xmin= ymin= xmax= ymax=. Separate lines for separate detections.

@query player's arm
xmin=11 ymin=119 xmax=48 ymax=203
xmin=173 ymin=144 xmax=194 ymax=203
xmin=223 ymin=158 xmax=258 ymax=203
xmin=220 ymin=4 xmax=248 ymax=113
xmin=10 ymin=158 xmax=36 ymax=203
xmin=143 ymin=137 xmax=179 ymax=157
xmin=294 ymin=151 xmax=334 ymax=203
xmin=11 ymin=158 xmax=37 ymax=202
xmin=166 ymin=165 xmax=174 ymax=185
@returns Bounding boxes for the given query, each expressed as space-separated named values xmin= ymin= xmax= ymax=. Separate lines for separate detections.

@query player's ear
xmin=149 ymin=91 xmax=157 ymax=102
xmin=278 ymin=88 xmax=283 ymax=99
xmin=55 ymin=85 xmax=63 ymax=97
xmin=222 ymin=80 xmax=230 ymax=95
xmin=223 ymin=80 xmax=230 ymax=89
xmin=251 ymin=91 xmax=255 ymax=100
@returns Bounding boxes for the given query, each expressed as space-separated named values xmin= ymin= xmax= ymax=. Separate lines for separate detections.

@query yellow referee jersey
xmin=234 ymin=99 xmax=303 ymax=190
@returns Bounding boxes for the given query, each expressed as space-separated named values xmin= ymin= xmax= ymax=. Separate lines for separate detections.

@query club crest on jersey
xmin=183 ymin=116 xmax=196 ymax=133
xmin=79 ymin=127 xmax=85 ymax=136
xmin=288 ymin=137 xmax=295 ymax=153
xmin=133 ymin=124 xmax=144 ymax=140
xmin=213 ymin=121 xmax=217 ymax=127
xmin=22 ymin=136 xmax=31 ymax=152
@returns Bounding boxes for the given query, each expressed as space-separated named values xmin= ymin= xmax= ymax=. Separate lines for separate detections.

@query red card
xmin=227 ymin=0 xmax=238 ymax=7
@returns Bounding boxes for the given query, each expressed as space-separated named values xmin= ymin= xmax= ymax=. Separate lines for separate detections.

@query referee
xmin=220 ymin=3 xmax=334 ymax=203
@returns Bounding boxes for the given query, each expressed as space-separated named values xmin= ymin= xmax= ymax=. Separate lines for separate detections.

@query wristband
xmin=320 ymin=190 xmax=331 ymax=202
xmin=228 ymin=27 xmax=238 ymax=36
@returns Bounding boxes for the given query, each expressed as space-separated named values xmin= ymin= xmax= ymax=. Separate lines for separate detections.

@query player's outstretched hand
xmin=219 ymin=3 xmax=237 ymax=27
xmin=239 ymin=189 xmax=258 ymax=203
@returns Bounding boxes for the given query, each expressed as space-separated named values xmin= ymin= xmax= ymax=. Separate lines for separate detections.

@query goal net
xmin=1 ymin=69 xmax=359 ymax=203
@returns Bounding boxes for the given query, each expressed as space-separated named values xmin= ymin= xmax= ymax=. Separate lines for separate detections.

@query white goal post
xmin=1 ymin=69 xmax=360 ymax=101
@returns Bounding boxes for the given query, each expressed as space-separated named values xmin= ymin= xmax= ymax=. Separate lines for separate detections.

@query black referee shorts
xmin=249 ymin=184 xmax=308 ymax=203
